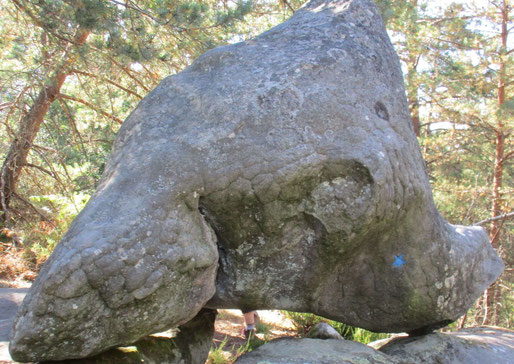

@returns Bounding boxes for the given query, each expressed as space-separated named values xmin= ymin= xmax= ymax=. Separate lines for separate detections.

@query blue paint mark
xmin=392 ymin=254 xmax=406 ymax=269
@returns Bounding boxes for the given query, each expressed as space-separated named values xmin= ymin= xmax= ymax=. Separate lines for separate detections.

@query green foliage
xmin=207 ymin=325 xmax=270 ymax=364
xmin=24 ymin=192 xmax=89 ymax=260
xmin=255 ymin=320 xmax=272 ymax=339
xmin=373 ymin=0 xmax=396 ymax=24
xmin=208 ymin=337 xmax=232 ymax=364
xmin=283 ymin=311 xmax=389 ymax=344
xmin=215 ymin=1 xmax=254 ymax=26
xmin=385 ymin=0 xmax=513 ymax=328
xmin=0 ymin=0 xmax=299 ymax=269
xmin=241 ymin=332 xmax=267 ymax=352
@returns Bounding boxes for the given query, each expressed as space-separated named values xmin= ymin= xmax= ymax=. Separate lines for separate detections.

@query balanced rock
xmin=10 ymin=0 xmax=503 ymax=361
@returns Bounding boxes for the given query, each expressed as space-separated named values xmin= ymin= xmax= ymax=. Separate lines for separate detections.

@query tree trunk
xmin=0 ymin=27 xmax=89 ymax=223
xmin=483 ymin=0 xmax=508 ymax=326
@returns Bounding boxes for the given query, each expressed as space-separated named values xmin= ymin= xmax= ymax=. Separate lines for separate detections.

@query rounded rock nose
xmin=7 ymin=248 xmax=111 ymax=361
xmin=8 ymin=196 xmax=219 ymax=361
xmin=9 ymin=291 xmax=103 ymax=361
xmin=9 ymin=327 xmax=33 ymax=362
xmin=453 ymin=225 xmax=504 ymax=284
xmin=9 ymin=311 xmax=54 ymax=362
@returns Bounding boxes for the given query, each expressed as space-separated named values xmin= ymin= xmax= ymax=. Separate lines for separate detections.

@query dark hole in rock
xmin=374 ymin=101 xmax=389 ymax=121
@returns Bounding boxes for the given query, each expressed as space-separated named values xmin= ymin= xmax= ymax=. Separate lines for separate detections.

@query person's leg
xmin=243 ymin=311 xmax=256 ymax=331
xmin=242 ymin=310 xmax=258 ymax=339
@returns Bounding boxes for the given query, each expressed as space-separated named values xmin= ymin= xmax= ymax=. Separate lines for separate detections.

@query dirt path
xmin=0 ymin=288 xmax=29 ymax=363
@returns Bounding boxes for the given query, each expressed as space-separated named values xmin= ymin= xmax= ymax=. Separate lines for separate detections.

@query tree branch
xmin=418 ymin=15 xmax=476 ymax=25
xmin=473 ymin=211 xmax=514 ymax=226
xmin=11 ymin=0 xmax=76 ymax=45
xmin=21 ymin=163 xmax=57 ymax=178
xmin=70 ymin=69 xmax=143 ymax=99
xmin=12 ymin=192 xmax=55 ymax=228
xmin=57 ymin=98 xmax=88 ymax=158
xmin=58 ymin=94 xmax=123 ymax=124
xmin=108 ymin=0 xmax=158 ymax=22
xmin=425 ymin=36 xmax=481 ymax=51
xmin=3 ymin=86 xmax=31 ymax=140
xmin=281 ymin=0 xmax=295 ymax=13
xmin=499 ymin=150 xmax=514 ymax=164
xmin=106 ymin=57 xmax=151 ymax=92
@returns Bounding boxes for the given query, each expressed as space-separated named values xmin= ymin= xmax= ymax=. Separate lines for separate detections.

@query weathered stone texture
xmin=378 ymin=327 xmax=514 ymax=364
xmin=235 ymin=337 xmax=401 ymax=364
xmin=39 ymin=309 xmax=217 ymax=364
xmin=10 ymin=0 xmax=503 ymax=361
xmin=35 ymin=310 xmax=216 ymax=364
xmin=236 ymin=327 xmax=514 ymax=364
xmin=307 ymin=322 xmax=344 ymax=340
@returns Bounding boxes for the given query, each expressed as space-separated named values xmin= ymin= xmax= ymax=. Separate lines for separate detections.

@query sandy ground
xmin=0 ymin=286 xmax=297 ymax=363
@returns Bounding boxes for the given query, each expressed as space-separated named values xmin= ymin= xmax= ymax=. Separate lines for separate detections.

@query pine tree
xmin=0 ymin=0 xmax=295 ymax=226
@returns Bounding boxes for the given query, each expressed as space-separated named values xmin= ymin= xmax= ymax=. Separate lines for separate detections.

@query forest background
xmin=0 ymin=0 xmax=512 ymax=329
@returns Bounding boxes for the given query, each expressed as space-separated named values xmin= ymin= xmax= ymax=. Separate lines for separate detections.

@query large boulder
xmin=10 ymin=0 xmax=503 ymax=361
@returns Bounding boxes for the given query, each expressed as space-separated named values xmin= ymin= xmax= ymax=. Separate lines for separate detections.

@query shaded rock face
xmin=378 ymin=327 xmax=514 ymax=364
xmin=10 ymin=0 xmax=503 ymax=361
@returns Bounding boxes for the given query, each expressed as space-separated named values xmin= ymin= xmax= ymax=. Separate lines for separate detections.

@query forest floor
xmin=0 ymin=243 xmax=39 ymax=289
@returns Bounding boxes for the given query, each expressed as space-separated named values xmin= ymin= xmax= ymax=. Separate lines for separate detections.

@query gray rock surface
xmin=307 ymin=322 xmax=344 ymax=340
xmin=236 ymin=327 xmax=514 ymax=364
xmin=1 ymin=289 xmax=214 ymax=363
xmin=378 ymin=327 xmax=514 ymax=364
xmin=10 ymin=0 xmax=503 ymax=361
xmin=235 ymin=337 xmax=401 ymax=364
xmin=40 ymin=309 xmax=216 ymax=364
